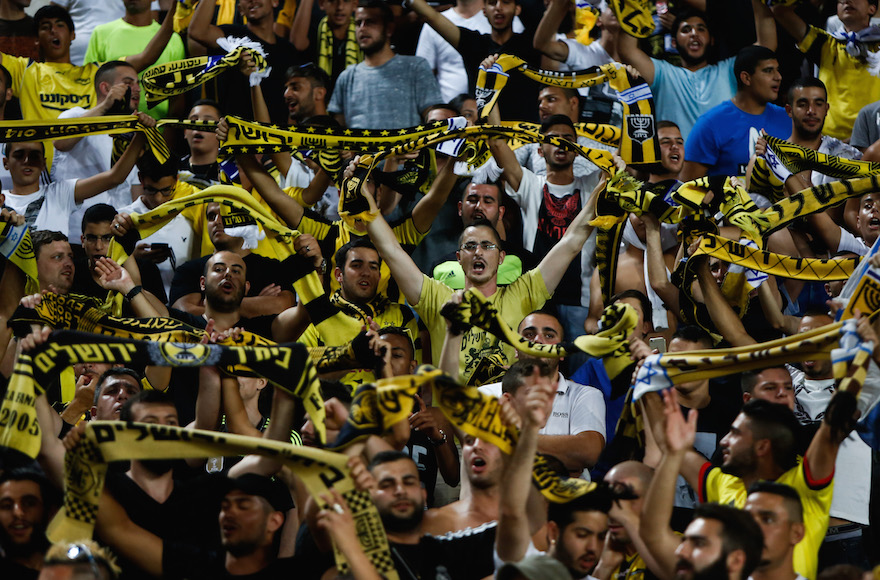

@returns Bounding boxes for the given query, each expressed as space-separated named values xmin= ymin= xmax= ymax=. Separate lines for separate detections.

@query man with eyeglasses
xmin=37 ymin=540 xmax=119 ymax=580
xmin=71 ymin=203 xmax=167 ymax=314
xmin=361 ymin=147 xmax=613 ymax=386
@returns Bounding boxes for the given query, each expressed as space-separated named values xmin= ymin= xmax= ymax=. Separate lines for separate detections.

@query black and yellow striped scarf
xmin=49 ymin=422 xmax=397 ymax=579
xmin=317 ymin=16 xmax=362 ymax=77
xmin=0 ymin=331 xmax=321 ymax=458
xmin=475 ymin=54 xmax=658 ymax=165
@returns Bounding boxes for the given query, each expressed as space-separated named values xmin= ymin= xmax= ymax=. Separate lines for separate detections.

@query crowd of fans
xmin=0 ymin=0 xmax=878 ymax=578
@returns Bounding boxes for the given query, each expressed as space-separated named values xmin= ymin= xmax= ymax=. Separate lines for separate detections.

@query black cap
xmin=221 ymin=474 xmax=294 ymax=513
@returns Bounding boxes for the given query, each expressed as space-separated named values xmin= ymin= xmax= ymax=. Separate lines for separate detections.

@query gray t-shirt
xmin=850 ymin=100 xmax=880 ymax=149
xmin=328 ymin=54 xmax=442 ymax=129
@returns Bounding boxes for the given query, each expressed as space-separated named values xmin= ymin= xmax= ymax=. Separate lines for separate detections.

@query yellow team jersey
xmin=300 ymin=302 xmax=422 ymax=388
xmin=699 ymin=459 xmax=833 ymax=580
xmin=1 ymin=55 xmax=98 ymax=120
xmin=799 ymin=26 xmax=880 ymax=140
xmin=416 ymin=269 xmax=551 ymax=386
xmin=298 ymin=209 xmax=428 ymax=303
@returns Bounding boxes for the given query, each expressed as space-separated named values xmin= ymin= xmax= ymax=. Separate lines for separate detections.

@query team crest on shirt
xmin=626 ymin=114 xmax=655 ymax=143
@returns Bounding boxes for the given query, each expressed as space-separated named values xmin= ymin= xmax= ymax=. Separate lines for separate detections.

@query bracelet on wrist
xmin=125 ymin=285 xmax=144 ymax=302
xmin=429 ymin=429 xmax=447 ymax=446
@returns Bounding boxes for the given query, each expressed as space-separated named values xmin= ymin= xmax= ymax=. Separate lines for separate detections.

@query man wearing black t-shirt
xmin=407 ymin=0 xmax=541 ymax=121
xmin=170 ymin=203 xmax=295 ymax=317
xmin=188 ymin=0 xmax=305 ymax=126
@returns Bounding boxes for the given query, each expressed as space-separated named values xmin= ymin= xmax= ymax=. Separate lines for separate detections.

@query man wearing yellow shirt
xmin=771 ymin=0 xmax=880 ymax=140
xmin=363 ymin=156 xmax=612 ymax=386
xmin=0 ymin=4 xmax=176 ymax=122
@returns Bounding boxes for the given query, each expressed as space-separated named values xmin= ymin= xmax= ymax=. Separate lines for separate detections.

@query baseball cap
xmin=221 ymin=474 xmax=294 ymax=513
xmin=497 ymin=555 xmax=571 ymax=580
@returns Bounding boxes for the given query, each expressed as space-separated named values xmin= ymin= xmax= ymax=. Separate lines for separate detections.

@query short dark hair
xmin=740 ymin=366 xmax=789 ymax=396
xmin=4 ymin=140 xmax=46 ymax=158
xmin=0 ymin=64 xmax=12 ymax=89
xmin=191 ymin=98 xmax=223 ymax=117
xmin=335 ymin=237 xmax=380 ymax=271
xmin=672 ymin=325 xmax=713 ymax=349
xmin=540 ymin=113 xmax=576 ymax=135
xmin=94 ymin=61 xmax=136 ymax=92
xmin=137 ymin=153 xmax=179 ymax=180
xmin=547 ymin=490 xmax=612 ymax=530
xmin=734 ymin=45 xmax=778 ymax=90
xmin=34 ymin=5 xmax=74 ymax=33
xmin=94 ymin=368 xmax=142 ymax=407
xmin=519 ymin=308 xmax=563 ymax=340
xmin=368 ymin=450 xmax=414 ymax=472
xmin=449 ymin=93 xmax=475 ymax=114
xmin=692 ymin=503 xmax=763 ymax=578
xmin=357 ymin=0 xmax=393 ymax=25
xmin=0 ymin=466 xmax=61 ymax=510
xmin=739 ymin=399 xmax=801 ymax=471
xmin=539 ymin=85 xmax=580 ymax=101
xmin=32 ymin=230 xmax=68 ymax=260
xmin=286 ymin=63 xmax=331 ymax=91
xmin=458 ymin=218 xmax=503 ymax=248
xmin=786 ymin=77 xmax=827 ymax=106
xmin=501 ymin=359 xmax=553 ymax=396
xmin=119 ymin=390 xmax=176 ymax=422
xmin=378 ymin=326 xmax=415 ymax=360
xmin=657 ymin=120 xmax=680 ymax=132
xmin=82 ymin=203 xmax=117 ymax=232
xmin=610 ymin=289 xmax=652 ymax=328
xmin=423 ymin=102 xmax=460 ymax=121
xmin=671 ymin=9 xmax=709 ymax=39
xmin=747 ymin=481 xmax=803 ymax=523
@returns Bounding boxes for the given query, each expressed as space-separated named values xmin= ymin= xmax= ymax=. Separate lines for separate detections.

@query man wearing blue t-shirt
xmin=617 ymin=1 xmax=776 ymax=141
xmin=681 ymin=45 xmax=792 ymax=180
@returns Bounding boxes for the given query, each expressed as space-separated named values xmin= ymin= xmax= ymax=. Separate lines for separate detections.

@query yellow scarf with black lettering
xmin=607 ymin=0 xmax=655 ymax=38
xmin=317 ymin=16 xmax=362 ymax=77
xmin=475 ymin=54 xmax=658 ymax=165
xmin=0 ymin=116 xmax=170 ymax=164
xmin=142 ymin=42 xmax=269 ymax=107
xmin=0 ymin=331 xmax=323 ymax=458
xmin=48 ymin=422 xmax=397 ymax=580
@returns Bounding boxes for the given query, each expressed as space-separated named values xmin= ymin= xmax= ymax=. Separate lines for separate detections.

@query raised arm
xmin=290 ymin=0 xmax=315 ymax=50
xmin=769 ymin=3 xmax=809 ymax=44
xmin=411 ymin=159 xmax=458 ymax=234
xmin=692 ymin=251 xmax=756 ymax=347
xmin=752 ymin=0 xmax=777 ymax=51
xmin=188 ymin=0 xmax=226 ymax=51
xmin=407 ymin=0 xmax=461 ymax=48
xmin=536 ymin=174 xmax=604 ymax=294
xmin=616 ymin=30 xmax=655 ymax=85
xmin=236 ymin=153 xmax=306 ymax=228
xmin=642 ymin=212 xmax=679 ymax=315
xmin=124 ymin=2 xmax=178 ymax=73
xmin=534 ymin=0 xmax=572 ymax=61
xmin=485 ymin=89 xmax=524 ymax=191
xmin=639 ymin=389 xmax=697 ymax=578
xmin=357 ymin=165 xmax=426 ymax=305
xmin=74 ymin=116 xmax=152 ymax=203
xmin=496 ymin=366 xmax=555 ymax=562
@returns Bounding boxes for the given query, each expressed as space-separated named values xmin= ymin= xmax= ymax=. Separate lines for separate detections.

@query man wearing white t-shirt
xmin=415 ymin=0 xmax=523 ymax=102
xmin=479 ymin=311 xmax=605 ymax=479
xmin=488 ymin=105 xmax=602 ymax=345
xmin=118 ymin=155 xmax=197 ymax=298
xmin=2 ymin=130 xmax=148 ymax=236
xmin=52 ymin=60 xmax=143 ymax=241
